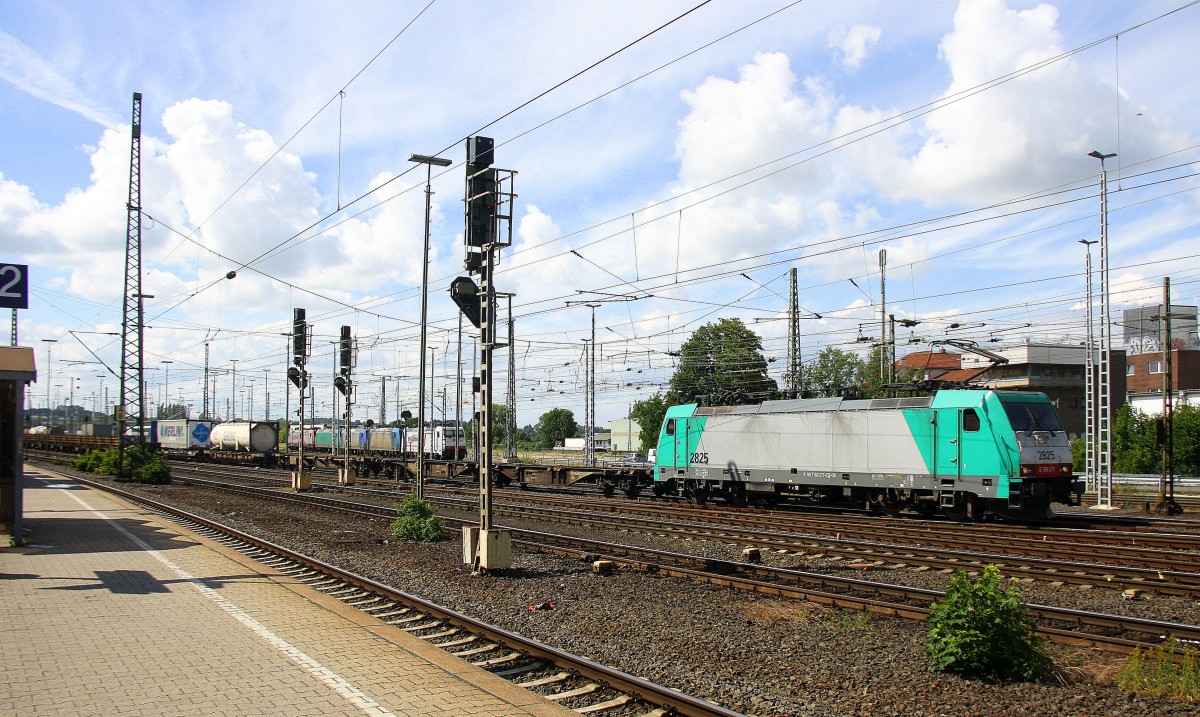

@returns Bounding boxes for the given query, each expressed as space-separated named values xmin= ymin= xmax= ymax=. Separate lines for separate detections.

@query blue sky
xmin=4 ymin=0 xmax=1199 ymax=429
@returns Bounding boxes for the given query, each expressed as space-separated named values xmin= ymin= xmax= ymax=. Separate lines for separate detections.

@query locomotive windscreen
xmin=1000 ymin=399 xmax=1064 ymax=433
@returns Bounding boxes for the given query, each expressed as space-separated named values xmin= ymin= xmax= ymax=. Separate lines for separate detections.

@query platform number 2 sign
xmin=0 ymin=264 xmax=29 ymax=310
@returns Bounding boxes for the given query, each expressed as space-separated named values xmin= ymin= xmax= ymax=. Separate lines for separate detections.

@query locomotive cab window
xmin=962 ymin=409 xmax=980 ymax=432
xmin=665 ymin=418 xmax=676 ymax=437
xmin=1001 ymin=399 xmax=1064 ymax=434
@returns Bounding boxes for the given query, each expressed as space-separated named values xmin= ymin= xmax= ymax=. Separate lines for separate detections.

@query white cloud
xmin=0 ymin=30 xmax=119 ymax=128
xmin=7 ymin=1 xmax=1200 ymax=425
xmin=829 ymin=24 xmax=882 ymax=71
xmin=852 ymin=0 xmax=1190 ymax=207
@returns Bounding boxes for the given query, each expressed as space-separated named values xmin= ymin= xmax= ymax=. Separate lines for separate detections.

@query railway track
xmin=30 ymin=449 xmax=1200 ymax=587
xmin=68 ymin=474 xmax=741 ymax=717
xmin=120 ymin=470 xmax=1200 ymax=655
xmin=164 ymin=462 xmax=1200 ymax=595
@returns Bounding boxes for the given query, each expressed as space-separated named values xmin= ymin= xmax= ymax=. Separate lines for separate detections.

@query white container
xmin=157 ymin=420 xmax=214 ymax=450
xmin=211 ymin=421 xmax=277 ymax=454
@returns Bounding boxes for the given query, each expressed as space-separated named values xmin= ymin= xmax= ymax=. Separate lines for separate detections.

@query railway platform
xmin=1 ymin=466 xmax=575 ymax=717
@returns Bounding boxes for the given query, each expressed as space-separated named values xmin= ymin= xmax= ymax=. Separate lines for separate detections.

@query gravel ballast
xmin=56 ymin=472 xmax=1200 ymax=717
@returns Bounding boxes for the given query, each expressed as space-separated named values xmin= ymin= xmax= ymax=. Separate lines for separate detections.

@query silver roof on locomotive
xmin=694 ymin=395 xmax=936 ymax=416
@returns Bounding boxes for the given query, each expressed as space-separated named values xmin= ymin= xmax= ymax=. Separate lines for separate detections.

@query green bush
xmin=72 ymin=449 xmax=109 ymax=473
xmin=388 ymin=494 xmax=446 ymax=542
xmin=98 ymin=446 xmax=172 ymax=484
xmin=926 ymin=565 xmax=1051 ymax=682
xmin=1118 ymin=638 xmax=1200 ymax=702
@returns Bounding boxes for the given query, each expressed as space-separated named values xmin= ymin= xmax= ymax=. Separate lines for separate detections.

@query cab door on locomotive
xmin=933 ymin=408 xmax=962 ymax=481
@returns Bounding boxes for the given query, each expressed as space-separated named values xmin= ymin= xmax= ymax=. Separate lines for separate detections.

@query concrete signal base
xmin=462 ymin=526 xmax=512 ymax=570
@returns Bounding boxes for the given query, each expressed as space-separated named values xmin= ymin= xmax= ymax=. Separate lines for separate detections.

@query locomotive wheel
xmin=870 ymin=491 xmax=904 ymax=517
xmin=726 ymin=482 xmax=747 ymax=507
xmin=689 ymin=481 xmax=709 ymax=505
xmin=867 ymin=495 xmax=884 ymax=515
xmin=943 ymin=492 xmax=982 ymax=521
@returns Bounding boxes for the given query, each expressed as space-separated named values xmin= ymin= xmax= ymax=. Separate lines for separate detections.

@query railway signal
xmin=456 ymin=135 xmax=515 ymax=571
xmin=335 ymin=324 xmax=355 ymax=485
xmin=286 ymin=367 xmax=307 ymax=389
xmin=289 ymin=307 xmax=311 ymax=490
xmin=292 ymin=308 xmax=308 ymax=365
xmin=450 ymin=276 xmax=481 ymax=329
xmin=335 ymin=325 xmax=354 ymax=396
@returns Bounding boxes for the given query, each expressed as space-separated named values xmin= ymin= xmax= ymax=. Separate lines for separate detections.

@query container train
xmin=287 ymin=424 xmax=467 ymax=460
xmin=24 ymin=420 xmax=281 ymax=466
xmin=652 ymin=389 xmax=1082 ymax=519
xmin=29 ymin=389 xmax=1080 ymax=520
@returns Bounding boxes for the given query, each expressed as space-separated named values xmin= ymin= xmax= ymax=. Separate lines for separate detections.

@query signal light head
xmin=450 ymin=276 xmax=482 ymax=328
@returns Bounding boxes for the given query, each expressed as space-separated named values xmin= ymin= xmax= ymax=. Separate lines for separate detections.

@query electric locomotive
xmin=652 ymin=390 xmax=1082 ymax=519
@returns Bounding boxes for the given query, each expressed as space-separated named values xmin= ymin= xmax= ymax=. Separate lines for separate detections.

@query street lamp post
xmin=70 ymin=377 xmax=81 ymax=433
xmin=1088 ymin=150 xmax=1116 ymax=510
xmin=408 ymin=151 xmax=453 ymax=499
xmin=161 ymin=360 xmax=173 ymax=419
xmin=230 ymin=359 xmax=239 ymax=421
xmin=40 ymin=338 xmax=57 ymax=426
xmin=429 ymin=344 xmax=439 ymax=425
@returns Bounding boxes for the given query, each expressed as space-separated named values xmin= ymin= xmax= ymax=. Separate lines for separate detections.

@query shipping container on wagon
xmin=314 ymin=428 xmax=345 ymax=450
xmin=402 ymin=425 xmax=466 ymax=458
xmin=210 ymin=421 xmax=277 ymax=454
xmin=367 ymin=427 xmax=402 ymax=452
xmin=80 ymin=423 xmax=116 ymax=437
xmin=156 ymin=419 xmax=214 ymax=450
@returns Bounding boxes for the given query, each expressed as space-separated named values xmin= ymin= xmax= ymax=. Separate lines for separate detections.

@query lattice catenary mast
xmin=118 ymin=92 xmax=145 ymax=479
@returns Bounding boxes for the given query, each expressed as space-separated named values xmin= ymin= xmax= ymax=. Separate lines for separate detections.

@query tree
xmin=535 ymin=408 xmax=577 ymax=449
xmin=464 ymin=404 xmax=507 ymax=448
xmin=805 ymin=346 xmax=868 ymax=397
xmin=491 ymin=403 xmax=509 ymax=446
xmin=630 ymin=392 xmax=672 ymax=453
xmin=1112 ymin=403 xmax=1158 ymax=474
xmin=1172 ymin=404 xmax=1200 ymax=476
xmin=670 ymin=318 xmax=777 ymax=405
